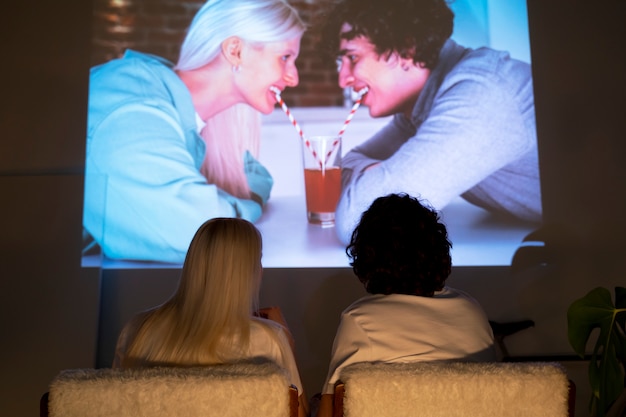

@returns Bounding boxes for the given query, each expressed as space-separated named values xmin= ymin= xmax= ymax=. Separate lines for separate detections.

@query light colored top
xmin=322 ymin=286 xmax=496 ymax=394
xmin=84 ymin=50 xmax=267 ymax=263
xmin=113 ymin=313 xmax=303 ymax=394
xmin=336 ymin=39 xmax=540 ymax=244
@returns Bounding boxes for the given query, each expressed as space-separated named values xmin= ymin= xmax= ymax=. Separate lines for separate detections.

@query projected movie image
xmin=82 ymin=0 xmax=539 ymax=269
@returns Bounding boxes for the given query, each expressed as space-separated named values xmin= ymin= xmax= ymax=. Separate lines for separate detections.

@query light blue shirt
xmin=336 ymin=40 xmax=541 ymax=244
xmin=84 ymin=51 xmax=265 ymax=263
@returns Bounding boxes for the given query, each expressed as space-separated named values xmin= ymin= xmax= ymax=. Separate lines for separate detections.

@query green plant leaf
xmin=615 ymin=287 xmax=626 ymax=367
xmin=568 ymin=287 xmax=615 ymax=356
xmin=567 ymin=286 xmax=626 ymax=417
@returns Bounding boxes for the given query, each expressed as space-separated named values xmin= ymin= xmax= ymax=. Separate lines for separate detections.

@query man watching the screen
xmin=316 ymin=193 xmax=495 ymax=417
xmin=319 ymin=0 xmax=541 ymax=244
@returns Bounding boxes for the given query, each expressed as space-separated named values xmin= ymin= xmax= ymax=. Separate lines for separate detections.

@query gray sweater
xmin=336 ymin=40 xmax=540 ymax=244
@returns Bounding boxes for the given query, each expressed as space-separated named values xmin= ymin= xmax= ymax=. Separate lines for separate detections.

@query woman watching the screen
xmin=114 ymin=218 xmax=309 ymax=417
xmin=83 ymin=0 xmax=305 ymax=263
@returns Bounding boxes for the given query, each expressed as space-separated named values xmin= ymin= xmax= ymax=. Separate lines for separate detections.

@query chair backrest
xmin=44 ymin=361 xmax=298 ymax=417
xmin=333 ymin=361 xmax=574 ymax=417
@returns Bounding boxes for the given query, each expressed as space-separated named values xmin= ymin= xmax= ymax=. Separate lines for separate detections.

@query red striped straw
xmin=270 ymin=87 xmax=322 ymax=167
xmin=325 ymin=87 xmax=369 ymax=164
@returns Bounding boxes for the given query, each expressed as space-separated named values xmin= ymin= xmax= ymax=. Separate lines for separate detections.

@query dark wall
xmin=524 ymin=0 xmax=626 ymax=306
xmin=530 ymin=0 xmax=626 ymax=244
xmin=0 ymin=2 xmax=100 ymax=417
xmin=1 ymin=1 xmax=625 ymax=416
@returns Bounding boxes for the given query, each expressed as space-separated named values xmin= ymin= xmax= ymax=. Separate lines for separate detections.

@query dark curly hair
xmin=346 ymin=193 xmax=452 ymax=296
xmin=318 ymin=0 xmax=454 ymax=69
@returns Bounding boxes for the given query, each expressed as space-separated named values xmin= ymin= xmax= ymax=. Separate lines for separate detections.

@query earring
xmin=232 ymin=65 xmax=241 ymax=74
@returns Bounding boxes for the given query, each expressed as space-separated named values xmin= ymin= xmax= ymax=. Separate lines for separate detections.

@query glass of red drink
xmin=301 ymin=135 xmax=342 ymax=227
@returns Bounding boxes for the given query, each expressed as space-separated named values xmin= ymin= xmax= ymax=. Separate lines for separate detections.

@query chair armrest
xmin=40 ymin=392 xmax=49 ymax=417
xmin=333 ymin=382 xmax=345 ymax=417
xmin=568 ymin=380 xmax=576 ymax=417
xmin=289 ymin=385 xmax=299 ymax=417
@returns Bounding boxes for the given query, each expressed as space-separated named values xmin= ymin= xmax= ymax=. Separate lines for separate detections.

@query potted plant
xmin=568 ymin=286 xmax=626 ymax=417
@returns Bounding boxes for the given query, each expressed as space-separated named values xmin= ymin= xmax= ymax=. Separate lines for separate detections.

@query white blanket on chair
xmin=48 ymin=362 xmax=292 ymax=417
xmin=339 ymin=361 xmax=570 ymax=417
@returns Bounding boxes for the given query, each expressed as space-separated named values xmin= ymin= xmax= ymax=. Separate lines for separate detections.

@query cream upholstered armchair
xmin=332 ymin=361 xmax=575 ymax=417
xmin=41 ymin=361 xmax=298 ymax=417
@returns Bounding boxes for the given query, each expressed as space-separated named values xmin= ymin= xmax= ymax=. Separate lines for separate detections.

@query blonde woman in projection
xmin=114 ymin=218 xmax=309 ymax=417
xmin=84 ymin=0 xmax=305 ymax=263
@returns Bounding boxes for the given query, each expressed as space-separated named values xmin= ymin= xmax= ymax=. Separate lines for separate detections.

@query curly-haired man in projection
xmin=318 ymin=0 xmax=540 ymax=244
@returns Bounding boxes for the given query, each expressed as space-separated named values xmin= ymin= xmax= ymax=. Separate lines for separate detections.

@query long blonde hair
xmin=122 ymin=218 xmax=264 ymax=367
xmin=177 ymin=0 xmax=306 ymax=198
xmin=200 ymin=104 xmax=261 ymax=198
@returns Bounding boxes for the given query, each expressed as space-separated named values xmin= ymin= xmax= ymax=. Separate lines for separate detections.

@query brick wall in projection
xmin=91 ymin=0 xmax=343 ymax=107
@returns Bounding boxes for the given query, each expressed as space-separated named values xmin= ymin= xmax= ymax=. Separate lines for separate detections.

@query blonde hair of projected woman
xmin=121 ymin=218 xmax=281 ymax=367
xmin=177 ymin=0 xmax=305 ymax=198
